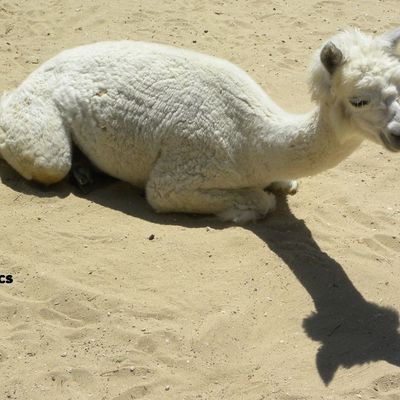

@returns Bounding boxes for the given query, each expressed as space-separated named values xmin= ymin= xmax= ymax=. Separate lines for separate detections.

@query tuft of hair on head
xmin=309 ymin=27 xmax=400 ymax=103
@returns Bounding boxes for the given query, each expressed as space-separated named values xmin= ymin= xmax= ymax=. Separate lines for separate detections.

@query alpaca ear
xmin=381 ymin=27 xmax=400 ymax=50
xmin=320 ymin=42 xmax=343 ymax=74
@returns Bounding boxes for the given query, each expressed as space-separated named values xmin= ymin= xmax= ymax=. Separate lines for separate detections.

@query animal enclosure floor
xmin=1 ymin=1 xmax=400 ymax=399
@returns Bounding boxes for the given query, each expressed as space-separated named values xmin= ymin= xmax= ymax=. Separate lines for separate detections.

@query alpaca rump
xmin=0 ymin=28 xmax=400 ymax=222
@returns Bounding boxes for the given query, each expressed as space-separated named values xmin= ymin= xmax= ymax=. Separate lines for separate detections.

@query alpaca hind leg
xmin=267 ymin=180 xmax=298 ymax=195
xmin=0 ymin=103 xmax=72 ymax=185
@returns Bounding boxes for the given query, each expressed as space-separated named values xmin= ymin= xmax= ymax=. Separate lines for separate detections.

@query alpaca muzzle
xmin=380 ymin=100 xmax=400 ymax=151
xmin=380 ymin=132 xmax=400 ymax=151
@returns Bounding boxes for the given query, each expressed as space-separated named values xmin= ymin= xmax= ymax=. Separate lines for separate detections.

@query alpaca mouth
xmin=380 ymin=132 xmax=400 ymax=152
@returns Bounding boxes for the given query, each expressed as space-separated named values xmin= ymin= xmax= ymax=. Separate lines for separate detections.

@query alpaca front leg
xmin=267 ymin=180 xmax=298 ymax=195
xmin=146 ymin=182 xmax=276 ymax=223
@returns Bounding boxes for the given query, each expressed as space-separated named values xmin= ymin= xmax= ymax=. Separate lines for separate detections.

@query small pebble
xmin=148 ymin=234 xmax=155 ymax=240
xmin=130 ymin=366 xmax=135 ymax=372
xmin=165 ymin=385 xmax=170 ymax=391
xmin=60 ymin=352 xmax=67 ymax=357
xmin=26 ymin=57 xmax=39 ymax=64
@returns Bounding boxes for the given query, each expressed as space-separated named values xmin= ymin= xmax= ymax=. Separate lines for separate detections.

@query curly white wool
xmin=1 ymin=28 xmax=400 ymax=222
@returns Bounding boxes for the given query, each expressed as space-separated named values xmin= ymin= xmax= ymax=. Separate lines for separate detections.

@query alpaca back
xmin=9 ymin=41 xmax=282 ymax=185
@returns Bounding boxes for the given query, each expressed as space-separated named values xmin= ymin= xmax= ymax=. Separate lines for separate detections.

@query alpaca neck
xmin=258 ymin=103 xmax=364 ymax=181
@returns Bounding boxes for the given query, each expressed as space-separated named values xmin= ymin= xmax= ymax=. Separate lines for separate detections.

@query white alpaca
xmin=1 ymin=28 xmax=400 ymax=223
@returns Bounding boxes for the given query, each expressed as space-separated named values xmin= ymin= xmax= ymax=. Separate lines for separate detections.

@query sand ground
xmin=1 ymin=1 xmax=400 ymax=399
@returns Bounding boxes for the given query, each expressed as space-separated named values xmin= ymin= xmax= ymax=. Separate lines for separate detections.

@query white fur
xmin=1 ymin=28 xmax=400 ymax=222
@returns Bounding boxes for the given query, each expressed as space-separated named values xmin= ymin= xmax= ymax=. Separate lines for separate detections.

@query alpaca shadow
xmin=1 ymin=159 xmax=399 ymax=384
xmin=0 ymin=159 xmax=71 ymax=199
xmin=249 ymin=196 xmax=400 ymax=384
xmin=0 ymin=158 xmax=224 ymax=228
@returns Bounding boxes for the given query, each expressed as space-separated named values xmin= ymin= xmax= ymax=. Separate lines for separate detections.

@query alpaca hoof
xmin=70 ymin=165 xmax=94 ymax=194
xmin=286 ymin=180 xmax=298 ymax=195
xmin=70 ymin=145 xmax=96 ymax=194
xmin=267 ymin=180 xmax=298 ymax=196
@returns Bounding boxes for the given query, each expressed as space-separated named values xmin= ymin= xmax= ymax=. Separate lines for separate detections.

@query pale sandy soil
xmin=1 ymin=1 xmax=400 ymax=399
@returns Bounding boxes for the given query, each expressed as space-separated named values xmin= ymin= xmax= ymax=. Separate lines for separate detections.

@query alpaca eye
xmin=349 ymin=98 xmax=370 ymax=108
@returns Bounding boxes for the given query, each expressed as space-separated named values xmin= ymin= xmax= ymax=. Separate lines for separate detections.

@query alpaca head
xmin=309 ymin=28 xmax=400 ymax=151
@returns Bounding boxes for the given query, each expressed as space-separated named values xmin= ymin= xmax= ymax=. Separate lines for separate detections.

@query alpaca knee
xmin=146 ymin=183 xmax=197 ymax=213
xmin=146 ymin=181 xmax=169 ymax=212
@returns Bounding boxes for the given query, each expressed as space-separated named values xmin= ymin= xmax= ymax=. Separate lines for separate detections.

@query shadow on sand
xmin=249 ymin=196 xmax=400 ymax=384
xmin=1 ymin=159 xmax=400 ymax=384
